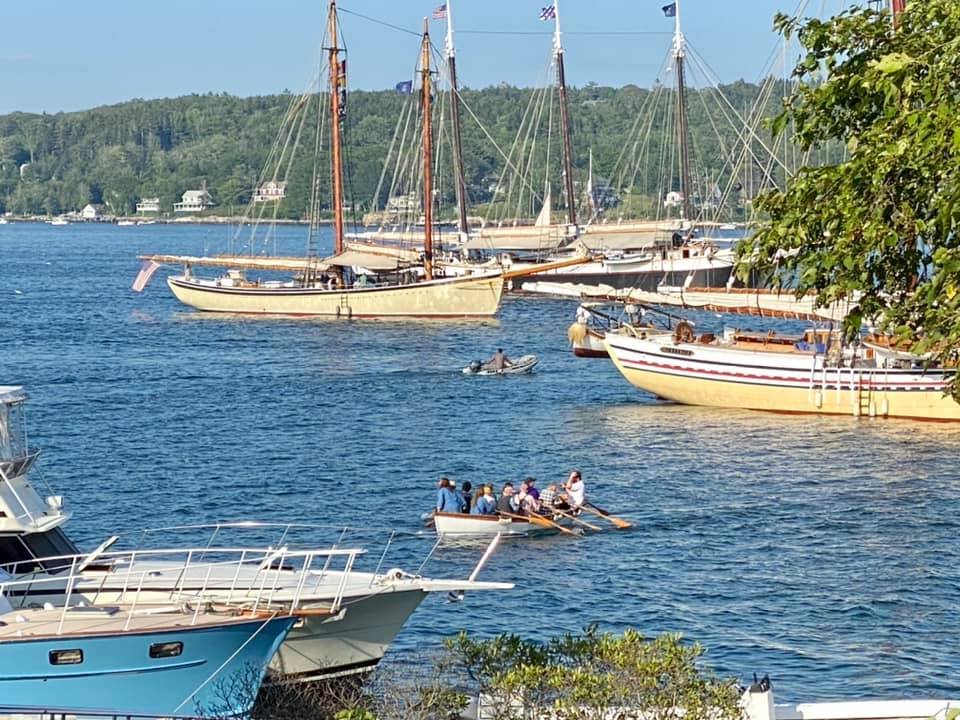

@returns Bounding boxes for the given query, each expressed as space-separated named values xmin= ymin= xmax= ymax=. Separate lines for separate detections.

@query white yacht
xmin=0 ymin=386 xmax=512 ymax=683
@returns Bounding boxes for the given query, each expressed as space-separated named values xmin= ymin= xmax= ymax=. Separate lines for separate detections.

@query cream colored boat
xmin=603 ymin=326 xmax=960 ymax=421
xmin=165 ymin=268 xmax=503 ymax=318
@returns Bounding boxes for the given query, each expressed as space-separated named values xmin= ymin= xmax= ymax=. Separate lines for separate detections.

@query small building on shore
xmin=80 ymin=203 xmax=106 ymax=221
xmin=174 ymin=189 xmax=214 ymax=214
xmin=253 ymin=181 xmax=286 ymax=203
xmin=136 ymin=197 xmax=161 ymax=214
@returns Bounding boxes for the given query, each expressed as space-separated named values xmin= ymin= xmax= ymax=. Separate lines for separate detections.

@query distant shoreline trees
xmin=0 ymin=82 xmax=777 ymax=220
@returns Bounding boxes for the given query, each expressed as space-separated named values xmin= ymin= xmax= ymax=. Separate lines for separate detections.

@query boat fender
xmin=346 ymin=306 xmax=352 ymax=320
xmin=673 ymin=321 xmax=694 ymax=344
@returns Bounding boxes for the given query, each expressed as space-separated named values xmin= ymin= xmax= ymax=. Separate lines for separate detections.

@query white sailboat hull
xmin=167 ymin=272 xmax=504 ymax=318
xmin=603 ymin=331 xmax=960 ymax=421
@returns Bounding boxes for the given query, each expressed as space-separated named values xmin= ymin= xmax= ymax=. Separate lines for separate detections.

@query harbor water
xmin=3 ymin=222 xmax=960 ymax=702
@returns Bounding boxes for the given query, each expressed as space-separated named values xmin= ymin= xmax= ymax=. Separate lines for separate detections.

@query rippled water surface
xmin=4 ymin=223 xmax=960 ymax=702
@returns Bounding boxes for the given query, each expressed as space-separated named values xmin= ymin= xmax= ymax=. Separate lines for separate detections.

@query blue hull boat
xmin=0 ymin=613 xmax=295 ymax=716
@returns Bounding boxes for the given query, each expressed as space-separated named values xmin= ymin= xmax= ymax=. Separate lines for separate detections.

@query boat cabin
xmin=0 ymin=387 xmax=77 ymax=572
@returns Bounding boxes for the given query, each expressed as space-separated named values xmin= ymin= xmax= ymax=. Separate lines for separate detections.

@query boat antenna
xmin=444 ymin=0 xmax=470 ymax=246
xmin=328 ymin=0 xmax=346 ymax=255
xmin=553 ymin=0 xmax=578 ymax=236
xmin=672 ymin=0 xmax=694 ymax=226
xmin=421 ymin=17 xmax=435 ymax=280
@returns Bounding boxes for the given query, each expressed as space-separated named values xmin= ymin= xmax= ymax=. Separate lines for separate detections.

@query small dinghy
xmin=462 ymin=354 xmax=538 ymax=376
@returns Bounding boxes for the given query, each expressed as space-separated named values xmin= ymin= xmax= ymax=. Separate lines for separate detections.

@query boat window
xmin=149 ymin=641 xmax=183 ymax=658
xmin=49 ymin=649 xmax=83 ymax=665
xmin=0 ymin=535 xmax=41 ymax=573
xmin=0 ymin=402 xmax=27 ymax=461
xmin=0 ymin=529 xmax=82 ymax=574
xmin=23 ymin=528 xmax=81 ymax=569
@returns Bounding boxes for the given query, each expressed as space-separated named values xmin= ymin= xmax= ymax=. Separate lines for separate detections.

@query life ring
xmin=674 ymin=321 xmax=694 ymax=344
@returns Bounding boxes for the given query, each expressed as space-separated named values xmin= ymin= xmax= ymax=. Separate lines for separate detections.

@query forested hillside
xmin=0 ymin=82 xmax=782 ymax=219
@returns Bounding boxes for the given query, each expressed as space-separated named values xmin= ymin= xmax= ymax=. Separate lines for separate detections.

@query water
xmin=3 ymin=222 xmax=960 ymax=702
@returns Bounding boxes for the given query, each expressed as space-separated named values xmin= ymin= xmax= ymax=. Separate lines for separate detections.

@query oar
xmin=499 ymin=511 xmax=577 ymax=536
xmin=581 ymin=502 xmax=633 ymax=529
xmin=550 ymin=507 xmax=602 ymax=532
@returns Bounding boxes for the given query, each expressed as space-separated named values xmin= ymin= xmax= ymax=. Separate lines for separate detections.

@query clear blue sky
xmin=0 ymin=0 xmax=859 ymax=115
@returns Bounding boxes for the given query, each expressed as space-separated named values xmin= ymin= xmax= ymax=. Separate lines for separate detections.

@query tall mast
xmin=444 ymin=1 xmax=470 ymax=244
xmin=328 ymin=1 xmax=346 ymax=255
xmin=890 ymin=0 xmax=905 ymax=29
xmin=421 ymin=18 xmax=435 ymax=281
xmin=673 ymin=0 xmax=693 ymax=224
xmin=553 ymin=1 xmax=578 ymax=232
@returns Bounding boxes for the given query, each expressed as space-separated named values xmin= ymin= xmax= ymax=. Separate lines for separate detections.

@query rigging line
xmin=338 ymin=7 xmax=420 ymax=37
xmin=459 ymin=30 xmax=672 ymax=37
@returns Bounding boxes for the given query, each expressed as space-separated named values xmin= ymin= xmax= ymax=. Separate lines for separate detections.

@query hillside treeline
xmin=0 ymin=82 xmax=786 ymax=218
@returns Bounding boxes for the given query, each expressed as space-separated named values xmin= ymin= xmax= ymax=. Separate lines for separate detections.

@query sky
xmin=0 ymin=0 xmax=862 ymax=116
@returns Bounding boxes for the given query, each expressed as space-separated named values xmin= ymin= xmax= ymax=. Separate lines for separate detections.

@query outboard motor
xmin=469 ymin=360 xmax=482 ymax=374
xmin=741 ymin=674 xmax=775 ymax=720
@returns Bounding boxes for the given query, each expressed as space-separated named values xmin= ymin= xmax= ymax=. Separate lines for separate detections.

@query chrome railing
xmin=0 ymin=543 xmax=370 ymax=634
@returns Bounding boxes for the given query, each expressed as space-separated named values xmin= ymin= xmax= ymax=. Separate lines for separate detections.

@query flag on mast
xmin=432 ymin=4 xmax=447 ymax=19
xmin=662 ymin=3 xmax=677 ymax=17
xmin=394 ymin=80 xmax=413 ymax=94
xmin=539 ymin=4 xmax=556 ymax=21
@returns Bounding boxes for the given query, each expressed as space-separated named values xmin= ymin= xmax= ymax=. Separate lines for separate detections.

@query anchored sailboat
xmin=137 ymin=1 xmax=504 ymax=319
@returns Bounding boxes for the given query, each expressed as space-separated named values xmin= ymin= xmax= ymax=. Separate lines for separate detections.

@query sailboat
xmin=137 ymin=2 xmax=504 ymax=319
xmin=0 ymin=385 xmax=513 ymax=684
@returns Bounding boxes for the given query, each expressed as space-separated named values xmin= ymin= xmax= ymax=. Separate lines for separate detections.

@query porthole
xmin=50 ymin=649 xmax=83 ymax=665
xmin=149 ymin=641 xmax=183 ymax=658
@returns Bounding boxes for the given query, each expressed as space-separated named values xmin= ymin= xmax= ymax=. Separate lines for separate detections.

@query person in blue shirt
xmin=435 ymin=477 xmax=466 ymax=514
xmin=472 ymin=484 xmax=497 ymax=515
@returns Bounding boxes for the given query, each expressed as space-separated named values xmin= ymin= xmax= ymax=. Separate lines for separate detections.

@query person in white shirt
xmin=562 ymin=470 xmax=585 ymax=509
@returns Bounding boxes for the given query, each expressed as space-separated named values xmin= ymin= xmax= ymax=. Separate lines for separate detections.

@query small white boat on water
xmin=463 ymin=354 xmax=538 ymax=376
xmin=434 ymin=511 xmax=575 ymax=539
xmin=48 ymin=217 xmax=69 ymax=226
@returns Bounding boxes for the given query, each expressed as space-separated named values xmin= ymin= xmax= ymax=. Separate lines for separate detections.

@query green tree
xmin=739 ymin=1 xmax=960 ymax=391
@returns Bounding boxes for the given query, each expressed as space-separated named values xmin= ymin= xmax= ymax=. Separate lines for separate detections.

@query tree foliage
xmin=0 ymin=82 xmax=778 ymax=220
xmin=738 ymin=1 xmax=960 ymax=382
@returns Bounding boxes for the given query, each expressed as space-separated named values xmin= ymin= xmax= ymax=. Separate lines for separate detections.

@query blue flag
xmin=662 ymin=3 xmax=677 ymax=17
xmin=395 ymin=80 xmax=413 ymax=95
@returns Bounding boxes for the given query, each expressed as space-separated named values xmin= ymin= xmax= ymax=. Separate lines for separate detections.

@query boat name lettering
xmin=660 ymin=346 xmax=694 ymax=357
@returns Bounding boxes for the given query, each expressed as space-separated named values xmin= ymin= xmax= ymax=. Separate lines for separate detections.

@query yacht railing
xmin=132 ymin=520 xmax=447 ymax=587
xmin=0 ymin=543 xmax=369 ymax=629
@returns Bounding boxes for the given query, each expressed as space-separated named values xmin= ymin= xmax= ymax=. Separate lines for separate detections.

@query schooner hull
xmin=604 ymin=333 xmax=960 ymax=422
xmin=167 ymin=272 xmax=504 ymax=318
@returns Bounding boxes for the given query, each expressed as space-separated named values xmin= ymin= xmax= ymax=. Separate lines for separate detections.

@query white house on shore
xmin=136 ymin=197 xmax=161 ymax=214
xmin=80 ymin=203 xmax=106 ymax=220
xmin=173 ymin=189 xmax=214 ymax=214
xmin=253 ymin=180 xmax=286 ymax=203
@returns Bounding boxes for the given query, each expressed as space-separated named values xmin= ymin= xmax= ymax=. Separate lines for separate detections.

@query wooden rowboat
xmin=433 ymin=511 xmax=569 ymax=539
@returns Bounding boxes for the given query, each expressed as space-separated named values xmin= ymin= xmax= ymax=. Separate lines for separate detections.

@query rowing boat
xmin=433 ymin=511 xmax=572 ymax=539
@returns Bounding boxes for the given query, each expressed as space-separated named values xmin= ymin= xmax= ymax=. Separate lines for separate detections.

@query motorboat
xmin=0 ymin=385 xmax=513 ymax=684
xmin=463 ymin=354 xmax=538 ymax=376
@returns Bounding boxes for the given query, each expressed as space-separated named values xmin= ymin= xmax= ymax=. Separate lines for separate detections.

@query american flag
xmin=539 ymin=4 xmax=556 ymax=21
xmin=131 ymin=259 xmax=161 ymax=292
xmin=432 ymin=4 xmax=447 ymax=19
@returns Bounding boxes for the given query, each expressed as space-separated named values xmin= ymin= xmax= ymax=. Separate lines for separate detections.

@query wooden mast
xmin=328 ymin=0 xmax=346 ymax=255
xmin=444 ymin=1 xmax=470 ymax=245
xmin=891 ymin=0 xmax=906 ymax=28
xmin=554 ymin=1 xmax=578 ymax=233
xmin=673 ymin=0 xmax=693 ymax=225
xmin=421 ymin=18 xmax=435 ymax=281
